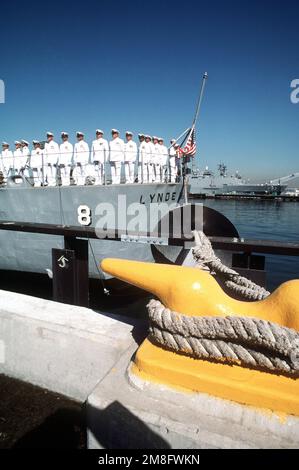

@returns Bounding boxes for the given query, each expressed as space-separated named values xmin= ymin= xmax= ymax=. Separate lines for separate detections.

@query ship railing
xmin=0 ymin=158 xmax=181 ymax=186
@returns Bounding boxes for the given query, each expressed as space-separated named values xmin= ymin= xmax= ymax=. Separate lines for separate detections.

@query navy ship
xmin=0 ymin=175 xmax=185 ymax=278
xmin=189 ymin=163 xmax=287 ymax=197
xmin=0 ymin=73 xmax=208 ymax=281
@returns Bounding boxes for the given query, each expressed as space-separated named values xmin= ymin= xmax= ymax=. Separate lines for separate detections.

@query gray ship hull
xmin=189 ymin=176 xmax=286 ymax=196
xmin=0 ymin=179 xmax=184 ymax=278
xmin=220 ymin=183 xmax=286 ymax=195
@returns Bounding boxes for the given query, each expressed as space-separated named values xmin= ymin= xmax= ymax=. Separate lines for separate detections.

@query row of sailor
xmin=1 ymin=129 xmax=179 ymax=186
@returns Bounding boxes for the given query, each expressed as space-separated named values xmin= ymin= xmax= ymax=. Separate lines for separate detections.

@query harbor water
xmin=202 ymin=199 xmax=299 ymax=291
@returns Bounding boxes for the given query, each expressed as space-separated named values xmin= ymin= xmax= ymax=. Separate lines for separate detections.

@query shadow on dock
xmin=0 ymin=375 xmax=86 ymax=449
xmin=87 ymin=401 xmax=171 ymax=449
xmin=0 ymin=270 xmax=151 ymax=320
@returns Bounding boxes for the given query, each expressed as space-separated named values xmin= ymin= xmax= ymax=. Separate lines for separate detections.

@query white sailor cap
xmin=96 ymin=129 xmax=104 ymax=134
xmin=145 ymin=135 xmax=152 ymax=139
xmin=158 ymin=137 xmax=164 ymax=142
xmin=32 ymin=140 xmax=40 ymax=145
xmin=2 ymin=142 xmax=9 ymax=146
xmin=111 ymin=128 xmax=119 ymax=134
xmin=76 ymin=131 xmax=84 ymax=137
xmin=21 ymin=140 xmax=29 ymax=145
xmin=61 ymin=131 xmax=68 ymax=137
xmin=152 ymin=136 xmax=158 ymax=140
xmin=138 ymin=133 xmax=145 ymax=138
xmin=125 ymin=131 xmax=133 ymax=136
xmin=170 ymin=139 xmax=176 ymax=144
xmin=14 ymin=140 xmax=21 ymax=145
xmin=46 ymin=132 xmax=54 ymax=137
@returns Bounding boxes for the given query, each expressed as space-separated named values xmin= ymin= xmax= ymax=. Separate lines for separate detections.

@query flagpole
xmin=190 ymin=72 xmax=208 ymax=174
xmin=167 ymin=127 xmax=190 ymax=150
xmin=192 ymin=71 xmax=208 ymax=129
xmin=183 ymin=72 xmax=208 ymax=204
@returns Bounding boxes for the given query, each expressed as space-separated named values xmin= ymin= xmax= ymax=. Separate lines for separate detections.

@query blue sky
xmin=0 ymin=0 xmax=298 ymax=180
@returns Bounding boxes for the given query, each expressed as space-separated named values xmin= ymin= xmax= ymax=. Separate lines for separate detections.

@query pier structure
xmin=0 ymin=218 xmax=298 ymax=307
xmin=0 ymin=285 xmax=298 ymax=448
xmin=0 ymin=220 xmax=299 ymax=448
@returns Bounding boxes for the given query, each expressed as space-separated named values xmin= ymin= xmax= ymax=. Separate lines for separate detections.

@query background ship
xmin=189 ymin=163 xmax=289 ymax=196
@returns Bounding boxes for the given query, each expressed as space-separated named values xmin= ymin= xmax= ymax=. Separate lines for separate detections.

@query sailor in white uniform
xmin=21 ymin=140 xmax=30 ymax=160
xmin=138 ymin=134 xmax=146 ymax=183
xmin=109 ymin=129 xmax=124 ymax=184
xmin=44 ymin=132 xmax=60 ymax=186
xmin=158 ymin=138 xmax=169 ymax=182
xmin=91 ymin=129 xmax=109 ymax=185
xmin=152 ymin=136 xmax=161 ymax=182
xmin=20 ymin=140 xmax=30 ymax=177
xmin=1 ymin=142 xmax=14 ymax=177
xmin=30 ymin=141 xmax=44 ymax=186
xmin=13 ymin=141 xmax=23 ymax=174
xmin=73 ymin=131 xmax=90 ymax=185
xmin=59 ymin=132 xmax=73 ymax=186
xmin=169 ymin=139 xmax=178 ymax=183
xmin=124 ymin=131 xmax=137 ymax=183
xmin=150 ymin=136 xmax=157 ymax=182
xmin=144 ymin=135 xmax=154 ymax=183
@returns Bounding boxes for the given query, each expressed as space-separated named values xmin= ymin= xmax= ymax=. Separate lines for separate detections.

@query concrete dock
xmin=0 ymin=289 xmax=299 ymax=449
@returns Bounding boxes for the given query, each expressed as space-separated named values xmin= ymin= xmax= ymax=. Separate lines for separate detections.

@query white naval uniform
xmin=1 ymin=149 xmax=14 ymax=177
xmin=22 ymin=146 xmax=30 ymax=159
xmin=109 ymin=137 xmax=125 ymax=184
xmin=30 ymin=148 xmax=44 ymax=186
xmin=169 ymin=146 xmax=177 ymax=183
xmin=145 ymin=142 xmax=155 ymax=183
xmin=91 ymin=138 xmax=109 ymax=184
xmin=159 ymin=144 xmax=169 ymax=182
xmin=73 ymin=140 xmax=90 ymax=185
xmin=138 ymin=141 xmax=147 ymax=183
xmin=59 ymin=142 xmax=73 ymax=186
xmin=13 ymin=148 xmax=24 ymax=174
xmin=153 ymin=143 xmax=161 ymax=182
xmin=124 ymin=140 xmax=137 ymax=183
xmin=21 ymin=146 xmax=30 ymax=175
xmin=44 ymin=140 xmax=60 ymax=186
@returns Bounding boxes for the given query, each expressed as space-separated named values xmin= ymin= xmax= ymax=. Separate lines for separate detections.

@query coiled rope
xmin=148 ymin=299 xmax=299 ymax=375
xmin=192 ymin=231 xmax=270 ymax=300
xmin=147 ymin=231 xmax=299 ymax=375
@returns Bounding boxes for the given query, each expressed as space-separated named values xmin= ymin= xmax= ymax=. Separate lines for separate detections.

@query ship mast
xmin=183 ymin=72 xmax=208 ymax=203
xmin=191 ymin=72 xmax=208 ymax=172
xmin=192 ymin=72 xmax=208 ymax=129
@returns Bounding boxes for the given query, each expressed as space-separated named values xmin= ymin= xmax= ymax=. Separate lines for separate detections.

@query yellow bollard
xmin=101 ymin=258 xmax=299 ymax=330
xmin=101 ymin=258 xmax=299 ymax=416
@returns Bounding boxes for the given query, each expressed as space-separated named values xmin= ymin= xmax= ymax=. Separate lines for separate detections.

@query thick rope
xmin=192 ymin=231 xmax=270 ymax=300
xmin=147 ymin=299 xmax=299 ymax=376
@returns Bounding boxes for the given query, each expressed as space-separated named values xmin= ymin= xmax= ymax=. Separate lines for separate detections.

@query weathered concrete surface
xmin=2 ymin=287 xmax=299 ymax=449
xmin=0 ymin=290 xmax=142 ymax=401
xmin=87 ymin=343 xmax=299 ymax=449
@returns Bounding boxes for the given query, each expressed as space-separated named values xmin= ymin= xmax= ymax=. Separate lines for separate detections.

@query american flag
xmin=178 ymin=127 xmax=196 ymax=157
